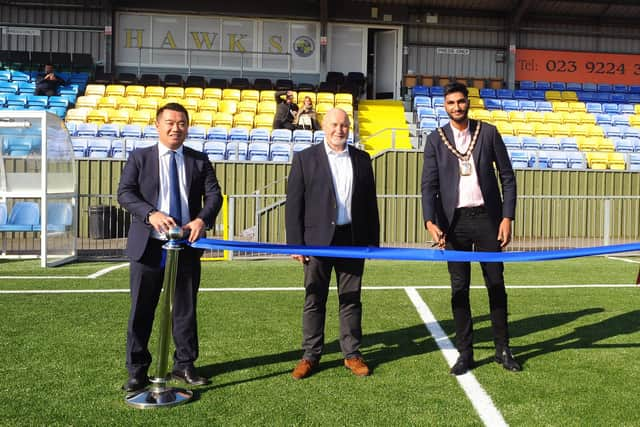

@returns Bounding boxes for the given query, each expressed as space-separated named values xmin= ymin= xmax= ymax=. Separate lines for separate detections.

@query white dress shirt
xmin=324 ymin=141 xmax=353 ymax=225
xmin=453 ymin=125 xmax=485 ymax=208
xmin=153 ymin=143 xmax=188 ymax=240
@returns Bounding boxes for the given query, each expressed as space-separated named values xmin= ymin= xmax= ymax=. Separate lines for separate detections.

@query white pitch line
xmin=605 ymin=256 xmax=640 ymax=264
xmin=87 ymin=262 xmax=129 ymax=279
xmin=0 ymin=289 xmax=129 ymax=294
xmin=405 ymin=287 xmax=508 ymax=427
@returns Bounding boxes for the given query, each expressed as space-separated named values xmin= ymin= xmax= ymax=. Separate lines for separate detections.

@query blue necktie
xmin=169 ymin=150 xmax=182 ymax=226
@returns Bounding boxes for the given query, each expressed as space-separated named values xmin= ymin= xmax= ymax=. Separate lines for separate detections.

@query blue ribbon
xmin=190 ymin=239 xmax=640 ymax=262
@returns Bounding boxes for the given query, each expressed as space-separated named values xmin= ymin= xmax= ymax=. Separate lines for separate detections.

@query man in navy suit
xmin=118 ymin=103 xmax=222 ymax=392
xmin=421 ymin=82 xmax=521 ymax=375
xmin=285 ymin=108 xmax=380 ymax=379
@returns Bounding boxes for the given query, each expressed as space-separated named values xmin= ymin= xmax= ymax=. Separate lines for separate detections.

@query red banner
xmin=516 ymin=49 xmax=640 ymax=85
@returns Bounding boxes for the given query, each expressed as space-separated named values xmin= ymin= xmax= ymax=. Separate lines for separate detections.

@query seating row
xmin=502 ymin=135 xmax=640 ymax=152
xmin=0 ymin=201 xmax=72 ymax=232
xmin=509 ymin=150 xmax=640 ymax=170
xmin=0 ymin=50 xmax=93 ymax=72
xmin=518 ymin=81 xmax=640 ymax=93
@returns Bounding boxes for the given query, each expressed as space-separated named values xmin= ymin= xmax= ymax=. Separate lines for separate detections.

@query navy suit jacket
xmin=421 ymin=120 xmax=516 ymax=232
xmin=285 ymin=143 xmax=380 ymax=247
xmin=117 ymin=144 xmax=223 ymax=261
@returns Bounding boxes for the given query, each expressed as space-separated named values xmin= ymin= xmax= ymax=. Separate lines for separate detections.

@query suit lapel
xmin=149 ymin=145 xmax=160 ymax=205
xmin=183 ymin=147 xmax=195 ymax=196
xmin=469 ymin=119 xmax=483 ymax=164
xmin=316 ymin=143 xmax=337 ymax=204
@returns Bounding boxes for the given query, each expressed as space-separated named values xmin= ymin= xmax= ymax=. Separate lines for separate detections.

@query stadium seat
xmin=502 ymin=135 xmax=521 ymax=150
xmin=228 ymin=127 xmax=249 ymax=142
xmin=191 ymin=111 xmax=214 ymax=128
xmin=183 ymin=139 xmax=204 ymax=152
xmin=271 ymin=129 xmax=292 ymax=142
xmin=213 ymin=112 xmax=233 ymax=129
xmin=509 ymin=150 xmax=533 ymax=168
xmin=105 ymin=84 xmax=126 ymax=97
xmin=204 ymin=141 xmax=226 ymax=161
xmin=535 ymin=101 xmax=553 ymax=112
xmin=247 ymin=141 xmax=270 ymax=161
xmin=142 ymin=125 xmax=159 ymax=139
xmin=484 ymin=99 xmax=502 ymax=110
xmin=250 ymin=128 xmax=270 ymax=142
xmin=618 ymin=104 xmax=634 ymax=115
xmin=98 ymin=123 xmax=120 ymax=137
xmin=254 ymin=113 xmax=275 ymax=129
xmin=85 ymin=84 xmax=106 ymax=97
xmin=496 ymin=89 xmax=513 ymax=99
xmin=502 ymin=100 xmax=519 ymax=111
xmin=313 ymin=131 xmax=325 ymax=144
xmin=87 ymin=138 xmax=112 ymax=158
xmin=226 ymin=141 xmax=248 ymax=161
xmin=528 ymin=90 xmax=546 ymax=101
xmin=546 ymin=151 xmax=569 ymax=168
xmin=540 ymin=137 xmax=561 ymax=150
xmin=627 ymin=153 xmax=640 ymax=171
xmin=480 ymin=88 xmax=496 ymax=98
xmin=76 ymin=122 xmax=99 ymax=137
xmin=567 ymin=151 xmax=587 ymax=169
xmin=293 ymin=129 xmax=313 ymax=143
xmin=519 ymin=100 xmax=536 ymax=111
xmin=0 ymin=202 xmax=40 ymax=232
xmin=222 ymin=88 xmax=241 ymax=102
xmin=187 ymin=126 xmax=207 ymax=140
xmin=233 ymin=112 xmax=255 ymax=130
xmin=519 ymin=81 xmax=534 ymax=90
xmin=240 ymin=89 xmax=260 ymax=102
xmin=125 ymin=85 xmax=145 ymax=98
xmin=164 ymin=86 xmax=184 ymax=98
xmin=121 ymin=124 xmax=143 ymax=138
xmin=271 ymin=142 xmax=293 ymax=162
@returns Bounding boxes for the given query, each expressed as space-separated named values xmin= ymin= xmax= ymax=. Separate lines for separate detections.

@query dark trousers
xmin=445 ymin=207 xmax=510 ymax=355
xmin=302 ymin=225 xmax=365 ymax=362
xmin=126 ymin=239 xmax=202 ymax=377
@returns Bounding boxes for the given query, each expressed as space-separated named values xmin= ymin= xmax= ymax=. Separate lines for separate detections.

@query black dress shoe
xmin=495 ymin=347 xmax=522 ymax=372
xmin=450 ymin=353 xmax=475 ymax=376
xmin=172 ymin=367 xmax=210 ymax=386
xmin=122 ymin=376 xmax=149 ymax=393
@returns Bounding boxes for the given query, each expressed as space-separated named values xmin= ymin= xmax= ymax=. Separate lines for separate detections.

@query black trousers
xmin=302 ymin=225 xmax=365 ymax=362
xmin=445 ymin=207 xmax=510 ymax=355
xmin=126 ymin=239 xmax=202 ymax=377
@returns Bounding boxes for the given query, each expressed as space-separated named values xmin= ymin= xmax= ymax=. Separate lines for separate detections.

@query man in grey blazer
xmin=118 ymin=103 xmax=222 ymax=393
xmin=421 ymin=83 xmax=521 ymax=375
xmin=285 ymin=108 xmax=380 ymax=379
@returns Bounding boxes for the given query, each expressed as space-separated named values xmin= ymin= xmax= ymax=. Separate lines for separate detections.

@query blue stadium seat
xmin=594 ymin=93 xmax=611 ymax=102
xmin=207 ymin=127 xmax=228 ymax=142
xmin=611 ymin=114 xmax=629 ymax=127
xmin=628 ymin=85 xmax=640 ymax=94
xmin=479 ymin=88 xmax=496 ymax=98
xmin=534 ymin=81 xmax=550 ymax=90
xmin=628 ymin=153 xmax=640 ymax=171
xmin=71 ymin=137 xmax=88 ymax=157
xmin=509 ymin=150 xmax=534 ymax=168
xmin=413 ymin=96 xmax=431 ymax=109
xmin=11 ymin=71 xmax=32 ymax=83
xmin=595 ymin=113 xmax=612 ymax=125
xmin=412 ymin=86 xmax=429 ymax=97
xmin=271 ymin=142 xmax=293 ymax=162
xmin=566 ymin=82 xmax=582 ymax=92
xmin=484 ymin=99 xmax=502 ymax=110
xmin=597 ymin=83 xmax=613 ymax=93
xmin=585 ymin=103 xmax=602 ymax=114
xmin=496 ymin=89 xmax=513 ymax=99
xmin=502 ymin=99 xmax=519 ymax=111
xmin=536 ymin=150 xmax=551 ymax=168
xmin=313 ymin=130 xmax=325 ymax=144
xmin=225 ymin=141 xmax=248 ymax=161
xmin=502 ymin=136 xmax=521 ymax=150
xmin=187 ymin=126 xmax=207 ymax=140
xmin=183 ymin=139 xmax=204 ymax=152
xmin=513 ymin=90 xmax=529 ymax=100
xmin=622 ymin=127 xmax=640 ymax=139
xmin=0 ymin=70 xmax=11 ymax=81
xmin=0 ymin=202 xmax=7 ymax=225
xmin=613 ymin=138 xmax=634 ymax=153
xmin=203 ymin=141 xmax=226 ymax=161
xmin=76 ymin=123 xmax=99 ymax=137
xmin=602 ymin=103 xmax=619 ymax=114
xmin=293 ymin=129 xmax=313 ymax=143
xmin=47 ymin=96 xmax=69 ymax=109
xmin=0 ymin=81 xmax=19 ymax=95
xmin=142 ymin=125 xmax=159 ymax=139
xmin=88 ymin=138 xmax=112 ymax=158
xmin=419 ymin=118 xmax=438 ymax=131
xmin=0 ymin=202 xmax=40 ymax=232
xmin=229 ymin=128 xmax=249 ymax=142
xmin=535 ymin=101 xmax=553 ymax=112
xmin=435 ymin=107 xmax=447 ymax=118
xmin=567 ymin=151 xmax=587 ymax=169
xmin=437 ymin=117 xmax=449 ymax=127
xmin=521 ymin=136 xmax=540 ymax=150
xmin=431 ymin=96 xmax=445 ymax=108
xmin=577 ymin=91 xmax=596 ymax=102
xmin=582 ymin=83 xmax=597 ymax=92
xmin=98 ymin=123 xmax=120 ymax=138
xmin=627 ymin=94 xmax=640 ymax=104
xmin=250 ymin=128 xmax=270 ymax=142
xmin=7 ymin=136 xmax=35 ymax=156
xmin=134 ymin=139 xmax=156 ymax=149
xmin=271 ymin=129 xmax=292 ymax=143
xmin=293 ymin=142 xmax=312 ymax=153
xmin=5 ymin=94 xmax=27 ymax=108
xmin=547 ymin=151 xmax=569 ymax=168
xmin=247 ymin=141 xmax=270 ymax=161
xmin=610 ymin=93 xmax=626 ymax=103
xmin=519 ymin=100 xmax=536 ymax=111
xmin=416 ymin=107 xmax=436 ymax=120
xmin=540 ymin=137 xmax=560 ymax=150
xmin=528 ymin=90 xmax=546 ymax=100
xmin=519 ymin=80 xmax=534 ymax=90
xmin=121 ymin=124 xmax=143 ymax=138
xmin=550 ymin=82 xmax=566 ymax=91
xmin=559 ymin=137 xmax=579 ymax=151
xmin=430 ymin=86 xmax=444 ymax=96
xmin=32 ymin=202 xmax=72 ymax=232
xmin=618 ymin=104 xmax=635 ymax=115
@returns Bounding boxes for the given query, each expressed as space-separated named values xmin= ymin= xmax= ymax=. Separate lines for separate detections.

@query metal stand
xmin=126 ymin=228 xmax=193 ymax=408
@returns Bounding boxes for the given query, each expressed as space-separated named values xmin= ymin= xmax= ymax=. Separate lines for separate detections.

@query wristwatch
xmin=145 ymin=209 xmax=157 ymax=223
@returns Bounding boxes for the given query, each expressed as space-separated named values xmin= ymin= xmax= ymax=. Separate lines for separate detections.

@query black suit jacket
xmin=285 ymin=143 xmax=380 ymax=247
xmin=117 ymin=144 xmax=223 ymax=261
xmin=421 ymin=120 xmax=516 ymax=232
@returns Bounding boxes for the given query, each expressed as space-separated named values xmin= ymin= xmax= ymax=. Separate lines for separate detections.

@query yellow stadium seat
xmin=586 ymin=152 xmax=609 ymax=169
xmin=162 ymin=97 xmax=182 ymax=106
xmin=233 ymin=112 xmax=255 ymax=130
xmin=579 ymin=137 xmax=600 ymax=151
xmin=597 ymin=138 xmax=615 ymax=152
xmin=259 ymin=90 xmax=276 ymax=102
xmin=491 ymin=110 xmax=509 ymax=122
xmin=164 ymin=87 xmax=184 ymax=98
xmin=316 ymin=102 xmax=333 ymax=115
xmin=552 ymin=101 xmax=570 ymax=112
xmin=470 ymin=109 xmax=492 ymax=122
xmin=513 ymin=122 xmax=535 ymax=136
xmin=533 ymin=122 xmax=553 ymax=138
xmin=560 ymin=111 xmax=580 ymax=125
xmin=469 ymin=97 xmax=484 ymax=109
xmin=84 ymin=84 xmax=106 ymax=97
xmin=198 ymin=98 xmax=218 ymax=112
xmin=119 ymin=97 xmax=139 ymax=111
xmin=184 ymin=87 xmax=204 ymax=99
xmin=508 ymin=111 xmax=527 ymax=123
xmin=608 ymin=152 xmax=626 ymax=170
xmin=222 ymin=88 xmax=241 ymax=102
xmin=467 ymin=87 xmax=480 ymax=97
xmin=109 ymin=109 xmax=130 ymax=125
xmin=145 ymin=86 xmax=165 ymax=98
xmin=576 ymin=112 xmax=596 ymax=125
xmin=64 ymin=108 xmax=88 ymax=124
xmin=98 ymin=96 xmax=120 ymax=110
xmin=635 ymin=105 xmax=640 ymax=114
xmin=335 ymin=93 xmax=353 ymax=106
xmin=495 ymin=121 xmax=514 ymax=135
xmin=585 ymin=124 xmax=604 ymax=138
xmin=237 ymin=100 xmax=258 ymax=114
xmin=191 ymin=111 xmax=215 ymax=127
xmin=137 ymin=98 xmax=159 ymax=111
xmin=545 ymin=90 xmax=562 ymax=101
xmin=525 ymin=111 xmax=544 ymax=123
xmin=240 ymin=89 xmax=260 ymax=102
xmin=316 ymin=92 xmax=335 ymax=105
xmin=213 ymin=112 xmax=233 ymax=129
xmin=125 ymin=85 xmax=146 ymax=98
xmin=563 ymin=123 xmax=583 ymax=137
xmin=628 ymin=115 xmax=640 ymax=127
xmin=130 ymin=110 xmax=154 ymax=126
xmin=179 ymin=98 xmax=199 ymax=111
xmin=86 ymin=109 xmax=109 ymax=125
xmin=561 ymin=91 xmax=578 ymax=101
xmin=568 ymin=101 xmax=586 ymax=112
xmin=297 ymin=91 xmax=316 ymax=106
xmin=75 ymin=95 xmax=100 ymax=109
xmin=257 ymin=100 xmax=276 ymax=115
xmin=203 ymin=88 xmax=222 ymax=100
xmin=254 ymin=113 xmax=275 ymax=129
xmin=218 ymin=100 xmax=238 ymax=114
xmin=105 ymin=84 xmax=126 ymax=97
xmin=543 ymin=112 xmax=564 ymax=124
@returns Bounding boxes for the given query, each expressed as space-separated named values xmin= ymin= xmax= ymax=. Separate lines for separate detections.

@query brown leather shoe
xmin=292 ymin=359 xmax=317 ymax=380
xmin=344 ymin=357 xmax=370 ymax=377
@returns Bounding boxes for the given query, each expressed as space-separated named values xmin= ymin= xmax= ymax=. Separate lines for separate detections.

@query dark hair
xmin=444 ymin=82 xmax=469 ymax=98
xmin=156 ymin=102 xmax=189 ymax=124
